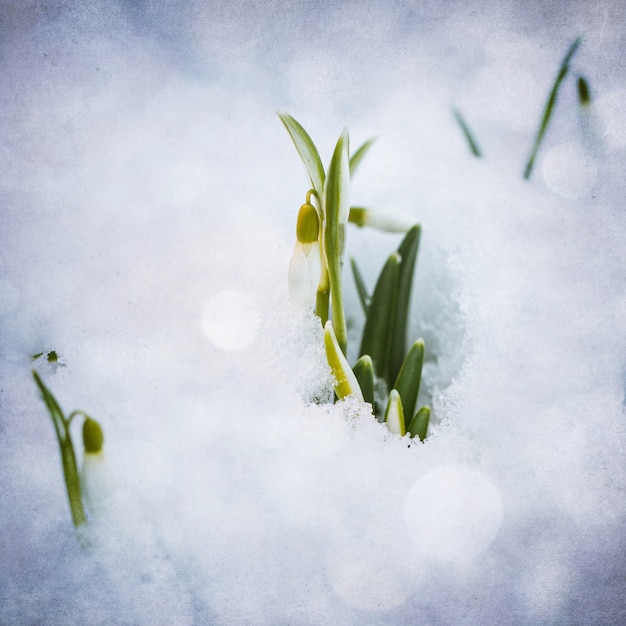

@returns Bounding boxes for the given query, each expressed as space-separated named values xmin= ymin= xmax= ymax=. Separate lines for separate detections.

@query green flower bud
xmin=577 ymin=76 xmax=591 ymax=107
xmin=296 ymin=202 xmax=320 ymax=243
xmin=83 ymin=417 xmax=104 ymax=454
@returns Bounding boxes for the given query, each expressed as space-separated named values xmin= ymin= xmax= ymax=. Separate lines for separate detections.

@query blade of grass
xmin=452 ymin=108 xmax=482 ymax=157
xmin=523 ymin=37 xmax=582 ymax=180
xmin=278 ymin=113 xmax=326 ymax=198
xmin=349 ymin=138 xmax=376 ymax=177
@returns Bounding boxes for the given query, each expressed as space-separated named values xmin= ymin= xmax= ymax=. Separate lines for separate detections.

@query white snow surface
xmin=1 ymin=1 xmax=626 ymax=624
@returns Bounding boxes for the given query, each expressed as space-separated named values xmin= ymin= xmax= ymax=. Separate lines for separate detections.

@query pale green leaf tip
xmin=324 ymin=320 xmax=364 ymax=401
xmin=385 ymin=389 xmax=406 ymax=436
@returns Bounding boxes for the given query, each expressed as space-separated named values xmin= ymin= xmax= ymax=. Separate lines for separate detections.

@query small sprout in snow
xmin=33 ymin=370 xmax=106 ymax=530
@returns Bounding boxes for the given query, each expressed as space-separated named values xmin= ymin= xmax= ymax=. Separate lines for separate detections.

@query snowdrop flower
xmin=80 ymin=417 xmax=110 ymax=517
xmin=288 ymin=199 xmax=322 ymax=309
xmin=349 ymin=207 xmax=417 ymax=233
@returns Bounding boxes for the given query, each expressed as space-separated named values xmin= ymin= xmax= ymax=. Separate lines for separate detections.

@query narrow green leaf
xmin=352 ymin=355 xmax=374 ymax=407
xmin=452 ymin=108 xmax=482 ymax=158
xmin=324 ymin=128 xmax=350 ymax=354
xmin=350 ymin=256 xmax=370 ymax=314
xmin=33 ymin=370 xmax=66 ymax=445
xmin=384 ymin=389 xmax=406 ymax=436
xmin=349 ymin=138 xmax=376 ymax=177
xmin=278 ymin=113 xmax=326 ymax=197
xmin=407 ymin=406 xmax=430 ymax=441
xmin=324 ymin=128 xmax=351 ymax=230
xmin=523 ymin=37 xmax=582 ymax=180
xmin=389 ymin=224 xmax=421 ymax=384
xmin=324 ymin=320 xmax=363 ymax=400
xmin=359 ymin=252 xmax=400 ymax=388
xmin=393 ymin=339 xmax=425 ymax=421
xmin=61 ymin=436 xmax=87 ymax=527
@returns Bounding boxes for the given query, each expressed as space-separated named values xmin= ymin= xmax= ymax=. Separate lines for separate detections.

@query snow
xmin=2 ymin=1 xmax=626 ymax=624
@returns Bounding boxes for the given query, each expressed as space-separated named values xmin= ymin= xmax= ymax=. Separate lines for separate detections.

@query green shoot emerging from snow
xmin=281 ymin=113 xmax=430 ymax=440
xmin=452 ymin=36 xmax=590 ymax=180
xmin=523 ymin=36 xmax=582 ymax=179
xmin=33 ymin=371 xmax=104 ymax=528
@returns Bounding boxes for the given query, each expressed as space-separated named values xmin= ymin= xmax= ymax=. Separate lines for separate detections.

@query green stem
xmin=316 ymin=287 xmax=330 ymax=325
xmin=33 ymin=371 xmax=87 ymax=527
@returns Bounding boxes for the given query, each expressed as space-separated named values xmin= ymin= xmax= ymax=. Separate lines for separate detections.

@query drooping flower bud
xmin=349 ymin=207 xmax=417 ymax=233
xmin=295 ymin=202 xmax=320 ymax=243
xmin=83 ymin=417 xmax=104 ymax=454
xmin=80 ymin=417 xmax=110 ymax=517
xmin=288 ymin=200 xmax=322 ymax=309
xmin=288 ymin=241 xmax=322 ymax=309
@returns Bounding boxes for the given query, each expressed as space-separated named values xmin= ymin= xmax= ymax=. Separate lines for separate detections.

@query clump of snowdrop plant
xmin=33 ymin=369 xmax=105 ymax=529
xmin=30 ymin=37 xmax=589 ymax=530
xmin=281 ymin=113 xmax=430 ymax=440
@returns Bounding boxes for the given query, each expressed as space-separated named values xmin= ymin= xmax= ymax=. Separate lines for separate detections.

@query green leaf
xmin=324 ymin=128 xmax=351 ymax=354
xmin=324 ymin=320 xmax=363 ymax=400
xmin=350 ymin=256 xmax=370 ymax=314
xmin=523 ymin=37 xmax=582 ymax=180
xmin=393 ymin=339 xmax=425 ymax=421
xmin=388 ymin=224 xmax=421 ymax=384
xmin=452 ymin=108 xmax=482 ymax=158
xmin=359 ymin=252 xmax=400 ymax=387
xmin=33 ymin=370 xmax=67 ymax=444
xmin=407 ymin=406 xmax=430 ymax=441
xmin=278 ymin=113 xmax=326 ymax=197
xmin=324 ymin=128 xmax=351 ymax=230
xmin=349 ymin=138 xmax=376 ymax=177
xmin=352 ymin=355 xmax=374 ymax=407
xmin=384 ymin=389 xmax=405 ymax=436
